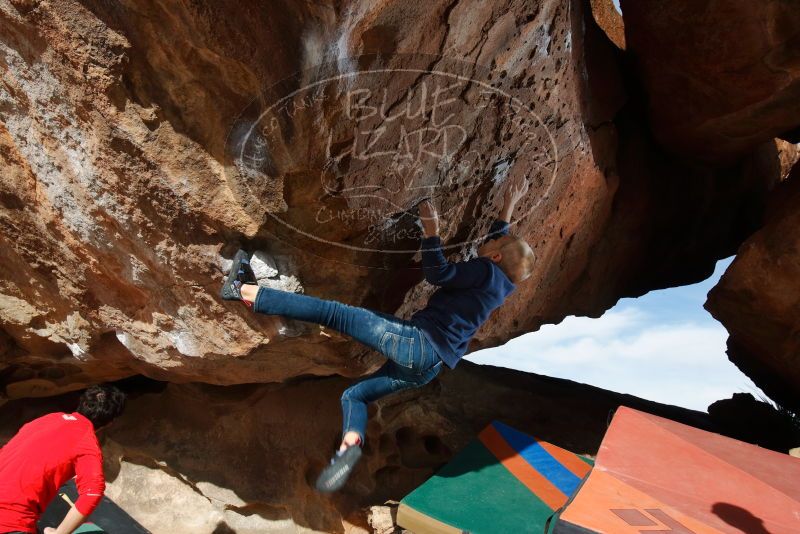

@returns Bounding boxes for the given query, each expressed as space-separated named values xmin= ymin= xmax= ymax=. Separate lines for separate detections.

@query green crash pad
xmin=74 ymin=523 xmax=105 ymax=533
xmin=398 ymin=421 xmax=593 ymax=534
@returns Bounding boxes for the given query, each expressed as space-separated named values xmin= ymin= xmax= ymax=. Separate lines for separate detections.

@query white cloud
xmin=523 ymin=307 xmax=646 ymax=345
xmin=467 ymin=305 xmax=761 ymax=412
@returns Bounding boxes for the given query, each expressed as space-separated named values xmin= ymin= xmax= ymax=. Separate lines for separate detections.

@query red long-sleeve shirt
xmin=0 ymin=412 xmax=105 ymax=533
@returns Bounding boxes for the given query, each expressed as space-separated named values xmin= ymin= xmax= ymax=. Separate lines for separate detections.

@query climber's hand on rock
xmin=501 ymin=179 xmax=529 ymax=221
xmin=504 ymin=178 xmax=529 ymax=208
xmin=418 ymin=200 xmax=439 ymax=238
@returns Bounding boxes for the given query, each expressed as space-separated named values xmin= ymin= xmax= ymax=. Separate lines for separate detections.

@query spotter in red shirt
xmin=0 ymin=412 xmax=105 ymax=533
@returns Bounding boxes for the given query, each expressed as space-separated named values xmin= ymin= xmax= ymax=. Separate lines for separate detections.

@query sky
xmin=465 ymin=257 xmax=764 ymax=412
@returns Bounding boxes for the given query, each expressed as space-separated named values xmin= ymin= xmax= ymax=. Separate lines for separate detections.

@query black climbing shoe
xmin=220 ymin=249 xmax=256 ymax=301
xmin=315 ymin=445 xmax=362 ymax=493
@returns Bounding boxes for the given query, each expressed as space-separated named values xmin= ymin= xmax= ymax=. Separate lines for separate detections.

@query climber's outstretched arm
xmin=416 ymin=201 xmax=491 ymax=288
xmin=483 ymin=180 xmax=528 ymax=242
xmin=499 ymin=178 xmax=529 ymax=223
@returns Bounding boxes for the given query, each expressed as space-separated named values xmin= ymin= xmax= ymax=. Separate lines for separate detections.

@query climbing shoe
xmin=315 ymin=445 xmax=362 ymax=493
xmin=220 ymin=249 xmax=256 ymax=301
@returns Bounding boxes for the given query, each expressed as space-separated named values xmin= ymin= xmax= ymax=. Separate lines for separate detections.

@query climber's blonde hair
xmin=496 ymin=236 xmax=535 ymax=283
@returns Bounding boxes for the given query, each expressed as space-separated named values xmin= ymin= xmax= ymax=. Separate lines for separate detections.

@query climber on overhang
xmin=221 ymin=180 xmax=534 ymax=492
xmin=0 ymin=384 xmax=126 ymax=534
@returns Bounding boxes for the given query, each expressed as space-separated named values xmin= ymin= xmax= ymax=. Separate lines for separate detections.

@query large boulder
xmin=2 ymin=0 xmax=773 ymax=397
xmin=708 ymin=392 xmax=800 ymax=452
xmin=0 ymin=0 xmax=797 ymax=530
xmin=706 ymin=161 xmax=800 ymax=411
xmin=621 ymin=0 xmax=800 ymax=162
xmin=620 ymin=0 xmax=800 ymax=410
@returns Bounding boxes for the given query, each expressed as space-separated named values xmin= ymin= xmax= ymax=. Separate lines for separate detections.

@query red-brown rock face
xmin=621 ymin=0 xmax=800 ymax=163
xmin=2 ymin=0 xmax=771 ymax=398
xmin=0 ymin=0 xmax=595 ymax=394
xmin=706 ymin=161 xmax=800 ymax=411
xmin=1 ymin=0 xmax=798 ymax=531
xmin=617 ymin=0 xmax=800 ymax=410
xmin=589 ymin=0 xmax=624 ymax=49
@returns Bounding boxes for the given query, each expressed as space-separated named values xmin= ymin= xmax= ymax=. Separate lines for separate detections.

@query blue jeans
xmin=253 ymin=287 xmax=443 ymax=443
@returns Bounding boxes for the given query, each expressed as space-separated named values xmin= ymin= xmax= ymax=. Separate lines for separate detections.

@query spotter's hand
xmin=418 ymin=200 xmax=440 ymax=238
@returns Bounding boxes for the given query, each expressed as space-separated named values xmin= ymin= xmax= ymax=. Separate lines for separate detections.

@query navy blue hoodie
xmin=411 ymin=221 xmax=516 ymax=368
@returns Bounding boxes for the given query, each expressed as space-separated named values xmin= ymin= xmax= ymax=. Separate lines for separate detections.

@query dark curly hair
xmin=76 ymin=384 xmax=126 ymax=429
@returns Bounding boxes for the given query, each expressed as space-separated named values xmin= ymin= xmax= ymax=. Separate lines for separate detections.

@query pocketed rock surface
xmin=1 ymin=0 xmax=799 ymax=530
xmin=0 ymin=0 xmax=790 ymax=397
